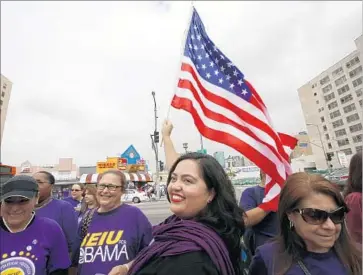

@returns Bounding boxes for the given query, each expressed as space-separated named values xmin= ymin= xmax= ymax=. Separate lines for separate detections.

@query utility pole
xmin=307 ymin=123 xmax=330 ymax=170
xmin=151 ymin=91 xmax=160 ymax=199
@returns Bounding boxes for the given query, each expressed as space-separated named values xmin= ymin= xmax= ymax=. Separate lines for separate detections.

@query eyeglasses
xmin=96 ymin=184 xmax=122 ymax=192
xmin=71 ymin=189 xmax=81 ymax=192
xmin=293 ymin=206 xmax=347 ymax=225
xmin=3 ymin=197 xmax=30 ymax=204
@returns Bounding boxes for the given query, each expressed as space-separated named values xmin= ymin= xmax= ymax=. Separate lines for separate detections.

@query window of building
xmin=0 ymin=99 xmax=2 ymax=106
xmin=314 ymin=92 xmax=317 ymax=96
xmin=349 ymin=123 xmax=363 ymax=133
xmin=316 ymin=100 xmax=319 ymax=104
xmin=328 ymin=143 xmax=332 ymax=149
xmin=332 ymin=67 xmax=343 ymax=77
xmin=330 ymin=110 xmax=341 ymax=119
xmin=320 ymin=117 xmax=325 ymax=123
xmin=335 ymin=75 xmax=347 ymax=87
xmin=346 ymin=56 xmax=360 ymax=69
xmin=320 ymin=76 xmax=330 ymax=86
xmin=337 ymin=84 xmax=350 ymax=95
xmin=353 ymin=77 xmax=363 ymax=88
xmin=324 ymin=92 xmax=335 ymax=102
xmin=327 ymin=101 xmax=338 ymax=110
xmin=325 ymin=134 xmax=330 ymax=140
xmin=311 ymin=83 xmax=317 ymax=89
xmin=352 ymin=134 xmax=362 ymax=143
xmin=342 ymin=148 xmax=353 ymax=155
xmin=349 ymin=65 xmax=362 ymax=78
xmin=1 ymin=91 xmax=4 ymax=97
xmin=335 ymin=129 xmax=347 ymax=137
xmin=337 ymin=138 xmax=350 ymax=147
xmin=323 ymin=125 xmax=327 ymax=131
xmin=340 ymin=94 xmax=353 ymax=104
xmin=346 ymin=113 xmax=360 ymax=123
xmin=356 ymin=88 xmax=363 ymax=97
xmin=360 ymin=99 xmax=363 ymax=107
xmin=322 ymin=84 xmax=332 ymax=94
xmin=356 ymin=146 xmax=362 ymax=152
xmin=332 ymin=119 xmax=344 ymax=128
xmin=2 ymin=84 xmax=6 ymax=89
xmin=343 ymin=103 xmax=356 ymax=113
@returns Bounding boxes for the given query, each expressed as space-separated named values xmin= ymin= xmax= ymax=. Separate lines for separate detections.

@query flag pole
xmin=161 ymin=1 xmax=195 ymax=147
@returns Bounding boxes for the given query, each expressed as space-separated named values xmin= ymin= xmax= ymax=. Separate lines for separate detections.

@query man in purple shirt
xmin=33 ymin=171 xmax=78 ymax=254
xmin=63 ymin=183 xmax=84 ymax=209
xmin=239 ymin=171 xmax=279 ymax=253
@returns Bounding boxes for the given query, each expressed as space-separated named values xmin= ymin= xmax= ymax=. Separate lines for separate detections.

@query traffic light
xmin=159 ymin=161 xmax=164 ymax=171
xmin=154 ymin=131 xmax=159 ymax=143
xmin=326 ymin=153 xmax=332 ymax=161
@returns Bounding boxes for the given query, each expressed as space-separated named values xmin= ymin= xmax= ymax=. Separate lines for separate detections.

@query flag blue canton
xmin=183 ymin=8 xmax=252 ymax=101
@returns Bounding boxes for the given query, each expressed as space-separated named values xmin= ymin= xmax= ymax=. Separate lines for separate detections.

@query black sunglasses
xmin=293 ymin=206 xmax=348 ymax=225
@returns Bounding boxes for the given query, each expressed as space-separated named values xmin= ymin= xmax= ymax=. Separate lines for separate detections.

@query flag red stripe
xmin=180 ymin=62 xmax=290 ymax=162
xmin=171 ymin=95 xmax=286 ymax=184
xmin=177 ymin=79 xmax=286 ymax=164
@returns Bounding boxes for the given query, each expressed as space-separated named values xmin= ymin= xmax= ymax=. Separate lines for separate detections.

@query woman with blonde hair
xmin=249 ymin=172 xmax=361 ymax=275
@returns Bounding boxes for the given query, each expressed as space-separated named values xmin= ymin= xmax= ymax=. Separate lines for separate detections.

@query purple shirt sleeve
xmin=60 ymin=200 xmax=78 ymax=252
xmin=47 ymin=220 xmax=71 ymax=272
xmin=239 ymin=187 xmax=259 ymax=211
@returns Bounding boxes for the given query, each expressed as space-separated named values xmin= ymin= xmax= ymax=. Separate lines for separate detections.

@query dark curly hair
xmin=166 ymin=152 xmax=246 ymax=274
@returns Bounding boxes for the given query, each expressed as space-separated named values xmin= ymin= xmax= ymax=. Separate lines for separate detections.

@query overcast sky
xmin=1 ymin=1 xmax=361 ymax=169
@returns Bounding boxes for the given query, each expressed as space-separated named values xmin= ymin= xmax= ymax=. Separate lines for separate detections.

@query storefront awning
xmin=79 ymin=172 xmax=152 ymax=184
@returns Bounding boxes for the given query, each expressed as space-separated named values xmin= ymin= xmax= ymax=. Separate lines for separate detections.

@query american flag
xmin=171 ymin=7 xmax=297 ymax=211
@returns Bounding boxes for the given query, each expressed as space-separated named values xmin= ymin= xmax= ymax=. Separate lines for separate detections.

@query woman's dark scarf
xmin=128 ymin=215 xmax=235 ymax=275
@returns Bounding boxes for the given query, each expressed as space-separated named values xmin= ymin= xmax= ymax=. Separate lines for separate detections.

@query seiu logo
xmin=81 ymin=230 xmax=124 ymax=247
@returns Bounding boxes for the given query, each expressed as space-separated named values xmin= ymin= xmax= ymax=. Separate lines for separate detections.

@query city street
xmin=134 ymin=186 xmax=247 ymax=225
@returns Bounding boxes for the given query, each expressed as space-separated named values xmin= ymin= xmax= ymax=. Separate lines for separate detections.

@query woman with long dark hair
xmin=249 ymin=172 xmax=361 ymax=275
xmin=118 ymin=152 xmax=246 ymax=275
xmin=343 ymin=151 xmax=362 ymax=245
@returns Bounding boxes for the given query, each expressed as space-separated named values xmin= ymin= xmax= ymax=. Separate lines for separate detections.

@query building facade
xmin=290 ymin=131 xmax=314 ymax=159
xmin=1 ymin=74 xmax=13 ymax=145
xmin=298 ymin=35 xmax=363 ymax=169
xmin=213 ymin=151 xmax=225 ymax=168
xmin=17 ymin=158 xmax=78 ymax=181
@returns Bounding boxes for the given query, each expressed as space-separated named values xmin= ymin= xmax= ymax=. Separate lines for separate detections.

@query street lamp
xmin=183 ymin=143 xmax=188 ymax=153
xmin=151 ymin=91 xmax=160 ymax=199
xmin=306 ymin=123 xmax=330 ymax=169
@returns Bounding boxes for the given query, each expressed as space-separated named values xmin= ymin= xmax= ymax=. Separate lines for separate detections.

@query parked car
xmin=121 ymin=189 xmax=150 ymax=204
xmin=325 ymin=168 xmax=349 ymax=190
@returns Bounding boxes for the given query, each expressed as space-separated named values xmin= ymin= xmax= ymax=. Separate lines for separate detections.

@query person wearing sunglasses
xmin=249 ymin=172 xmax=362 ymax=275
xmin=0 ymin=175 xmax=70 ymax=275
xmin=64 ymin=183 xmax=85 ymax=210
xmin=70 ymin=170 xmax=152 ymax=275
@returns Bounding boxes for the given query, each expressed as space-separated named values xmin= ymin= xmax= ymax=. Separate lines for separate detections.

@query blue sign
xmin=120 ymin=145 xmax=141 ymax=165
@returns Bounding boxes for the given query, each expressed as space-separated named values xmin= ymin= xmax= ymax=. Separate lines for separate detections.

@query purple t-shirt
xmin=63 ymin=197 xmax=82 ymax=209
xmin=75 ymin=204 xmax=153 ymax=275
xmin=249 ymin=241 xmax=348 ymax=275
xmin=239 ymin=186 xmax=279 ymax=248
xmin=0 ymin=216 xmax=70 ymax=275
xmin=35 ymin=198 xmax=78 ymax=252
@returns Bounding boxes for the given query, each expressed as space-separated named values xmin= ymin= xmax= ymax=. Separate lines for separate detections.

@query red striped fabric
xmin=172 ymin=57 xmax=297 ymax=211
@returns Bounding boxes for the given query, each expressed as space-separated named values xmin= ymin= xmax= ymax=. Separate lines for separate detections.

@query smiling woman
xmin=0 ymin=175 xmax=70 ymax=275
xmin=70 ymin=170 xmax=153 ymax=275
xmin=249 ymin=172 xmax=362 ymax=275
xmin=124 ymin=152 xmax=246 ymax=275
